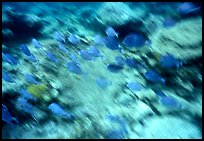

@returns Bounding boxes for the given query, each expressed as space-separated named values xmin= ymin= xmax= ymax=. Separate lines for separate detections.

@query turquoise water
xmin=2 ymin=2 xmax=202 ymax=139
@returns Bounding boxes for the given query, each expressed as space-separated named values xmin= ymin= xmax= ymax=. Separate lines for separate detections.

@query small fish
xmin=69 ymin=52 xmax=78 ymax=63
xmin=19 ymin=89 xmax=38 ymax=101
xmin=68 ymin=34 xmax=79 ymax=45
xmin=46 ymin=51 xmax=59 ymax=63
xmin=87 ymin=46 xmax=101 ymax=57
xmin=177 ymin=2 xmax=201 ymax=15
xmin=54 ymin=31 xmax=65 ymax=43
xmin=32 ymin=38 xmax=42 ymax=48
xmin=105 ymin=26 xmax=118 ymax=38
xmin=96 ymin=76 xmax=112 ymax=89
xmin=66 ymin=61 xmax=82 ymax=74
xmin=115 ymin=56 xmax=126 ymax=66
xmin=20 ymin=44 xmax=32 ymax=56
xmin=153 ymin=90 xmax=166 ymax=97
xmin=159 ymin=96 xmax=180 ymax=107
xmin=17 ymin=97 xmax=36 ymax=115
xmin=126 ymin=82 xmax=143 ymax=91
xmin=122 ymin=33 xmax=146 ymax=48
xmin=2 ymin=71 xmax=15 ymax=83
xmin=160 ymin=54 xmax=183 ymax=68
xmin=125 ymin=58 xmax=142 ymax=68
xmin=104 ymin=37 xmax=120 ymax=51
xmin=79 ymin=50 xmax=93 ymax=61
xmin=107 ymin=64 xmax=123 ymax=73
xmin=144 ymin=70 xmax=165 ymax=84
xmin=163 ymin=18 xmax=176 ymax=28
xmin=27 ymin=54 xmax=38 ymax=62
xmin=2 ymin=53 xmax=18 ymax=65
xmin=48 ymin=102 xmax=73 ymax=119
xmin=58 ymin=42 xmax=68 ymax=52
xmin=106 ymin=114 xmax=127 ymax=139
xmin=25 ymin=73 xmax=40 ymax=85
xmin=2 ymin=104 xmax=18 ymax=125
xmin=94 ymin=35 xmax=105 ymax=45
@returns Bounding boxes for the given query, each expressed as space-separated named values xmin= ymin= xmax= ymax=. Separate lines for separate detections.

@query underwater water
xmin=2 ymin=2 xmax=202 ymax=139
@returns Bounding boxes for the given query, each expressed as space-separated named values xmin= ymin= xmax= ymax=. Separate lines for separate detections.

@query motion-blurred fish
xmin=177 ymin=2 xmax=201 ymax=15
xmin=125 ymin=58 xmax=142 ymax=68
xmin=94 ymin=35 xmax=105 ymax=45
xmin=68 ymin=34 xmax=79 ymax=45
xmin=66 ymin=61 xmax=82 ymax=74
xmin=96 ymin=76 xmax=112 ymax=89
xmin=17 ymin=97 xmax=36 ymax=115
xmin=115 ymin=56 xmax=126 ymax=66
xmin=2 ymin=104 xmax=18 ymax=125
xmin=58 ymin=42 xmax=68 ymax=53
xmin=87 ymin=46 xmax=101 ymax=57
xmin=20 ymin=44 xmax=32 ymax=56
xmin=32 ymin=38 xmax=42 ymax=48
xmin=159 ymin=96 xmax=181 ymax=107
xmin=107 ymin=64 xmax=123 ymax=73
xmin=79 ymin=50 xmax=93 ymax=61
xmin=46 ymin=51 xmax=59 ymax=63
xmin=27 ymin=54 xmax=38 ymax=62
xmin=163 ymin=18 xmax=177 ymax=27
xmin=19 ymin=89 xmax=38 ymax=101
xmin=104 ymin=37 xmax=121 ymax=52
xmin=126 ymin=82 xmax=143 ymax=91
xmin=2 ymin=71 xmax=15 ymax=83
xmin=48 ymin=102 xmax=73 ymax=119
xmin=54 ymin=31 xmax=65 ymax=43
xmin=2 ymin=53 xmax=18 ymax=65
xmin=122 ymin=33 xmax=146 ymax=48
xmin=144 ymin=70 xmax=165 ymax=84
xmin=25 ymin=73 xmax=40 ymax=85
xmin=105 ymin=26 xmax=118 ymax=38
xmin=69 ymin=52 xmax=78 ymax=63
xmin=160 ymin=54 xmax=183 ymax=68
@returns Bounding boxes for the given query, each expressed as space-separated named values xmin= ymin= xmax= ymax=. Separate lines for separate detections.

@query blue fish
xmin=160 ymin=96 xmax=180 ymax=107
xmin=126 ymin=82 xmax=143 ymax=91
xmin=54 ymin=31 xmax=65 ymax=43
xmin=106 ymin=114 xmax=127 ymax=139
xmin=2 ymin=71 xmax=15 ymax=83
xmin=27 ymin=54 xmax=38 ymax=62
xmin=17 ymin=97 xmax=36 ymax=115
xmin=122 ymin=33 xmax=146 ymax=48
xmin=96 ymin=76 xmax=112 ymax=89
xmin=87 ymin=46 xmax=101 ymax=57
xmin=58 ymin=42 xmax=68 ymax=53
xmin=160 ymin=54 xmax=182 ymax=68
xmin=125 ymin=58 xmax=142 ymax=68
xmin=25 ymin=73 xmax=40 ymax=84
xmin=144 ymin=70 xmax=165 ymax=84
xmin=107 ymin=64 xmax=123 ymax=73
xmin=68 ymin=34 xmax=79 ymax=45
xmin=19 ymin=89 xmax=38 ymax=101
xmin=48 ymin=102 xmax=73 ymax=119
xmin=32 ymin=38 xmax=42 ymax=48
xmin=177 ymin=2 xmax=201 ymax=15
xmin=79 ymin=50 xmax=93 ymax=61
xmin=94 ymin=35 xmax=105 ymax=45
xmin=115 ymin=56 xmax=126 ymax=66
xmin=2 ymin=104 xmax=18 ymax=125
xmin=20 ymin=44 xmax=32 ymax=56
xmin=153 ymin=90 xmax=166 ymax=97
xmin=66 ymin=61 xmax=82 ymax=74
xmin=105 ymin=26 xmax=118 ymax=38
xmin=46 ymin=51 xmax=59 ymax=63
xmin=104 ymin=37 xmax=121 ymax=51
xmin=163 ymin=18 xmax=176 ymax=28
xmin=2 ymin=53 xmax=18 ymax=65
xmin=69 ymin=52 xmax=78 ymax=63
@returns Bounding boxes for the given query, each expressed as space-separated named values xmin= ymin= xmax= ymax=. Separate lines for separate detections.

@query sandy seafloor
xmin=2 ymin=2 xmax=202 ymax=139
